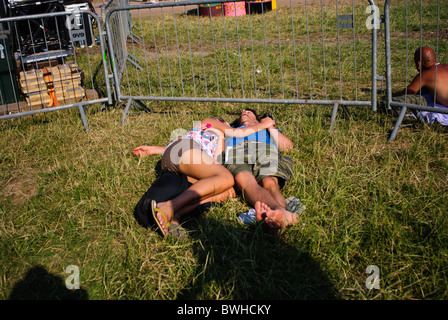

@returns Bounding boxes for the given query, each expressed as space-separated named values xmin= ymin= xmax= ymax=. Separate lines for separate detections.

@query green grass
xmin=1 ymin=102 xmax=447 ymax=300
xmin=1 ymin=0 xmax=448 ymax=300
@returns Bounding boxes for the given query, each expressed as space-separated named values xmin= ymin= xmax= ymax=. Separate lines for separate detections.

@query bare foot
xmin=254 ymin=201 xmax=282 ymax=229
xmin=254 ymin=201 xmax=298 ymax=230
xmin=154 ymin=201 xmax=176 ymax=236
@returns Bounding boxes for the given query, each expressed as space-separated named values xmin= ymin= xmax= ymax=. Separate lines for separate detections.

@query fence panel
xmin=105 ymin=0 xmax=379 ymax=128
xmin=384 ymin=0 xmax=448 ymax=141
xmin=0 ymin=8 xmax=112 ymax=131
xmin=101 ymin=0 xmax=135 ymax=87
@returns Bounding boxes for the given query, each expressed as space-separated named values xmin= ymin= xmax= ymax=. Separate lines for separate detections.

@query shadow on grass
xmin=176 ymin=216 xmax=340 ymax=300
xmin=133 ymin=163 xmax=338 ymax=299
xmin=8 ymin=265 xmax=89 ymax=300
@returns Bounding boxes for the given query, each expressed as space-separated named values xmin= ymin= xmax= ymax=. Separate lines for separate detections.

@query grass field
xmin=1 ymin=0 xmax=448 ymax=300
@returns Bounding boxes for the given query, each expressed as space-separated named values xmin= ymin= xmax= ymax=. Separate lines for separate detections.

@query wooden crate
xmin=19 ymin=62 xmax=85 ymax=109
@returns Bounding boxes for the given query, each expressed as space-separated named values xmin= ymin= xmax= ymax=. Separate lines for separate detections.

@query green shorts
xmin=222 ymin=141 xmax=293 ymax=189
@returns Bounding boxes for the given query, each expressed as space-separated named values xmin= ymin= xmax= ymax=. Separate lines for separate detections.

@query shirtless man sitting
xmin=394 ymin=47 xmax=448 ymax=107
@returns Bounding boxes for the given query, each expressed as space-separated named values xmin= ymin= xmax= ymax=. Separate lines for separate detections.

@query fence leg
xmin=330 ymin=102 xmax=339 ymax=132
xmin=412 ymin=109 xmax=426 ymax=124
xmin=78 ymin=105 xmax=90 ymax=132
xmin=121 ymin=99 xmax=152 ymax=125
xmin=342 ymin=105 xmax=351 ymax=120
xmin=132 ymin=100 xmax=152 ymax=113
xmin=388 ymin=106 xmax=407 ymax=142
xmin=121 ymin=99 xmax=133 ymax=125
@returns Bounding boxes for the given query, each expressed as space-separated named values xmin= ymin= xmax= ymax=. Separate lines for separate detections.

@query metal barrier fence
xmin=0 ymin=8 xmax=112 ymax=131
xmin=2 ymin=1 xmax=445 ymax=140
xmin=101 ymin=0 xmax=138 ymax=87
xmin=104 ymin=0 xmax=380 ymax=129
xmin=384 ymin=0 xmax=448 ymax=141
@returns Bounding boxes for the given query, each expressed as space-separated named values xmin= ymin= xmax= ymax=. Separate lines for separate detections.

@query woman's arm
xmin=201 ymin=117 xmax=275 ymax=137
xmin=132 ymin=145 xmax=166 ymax=157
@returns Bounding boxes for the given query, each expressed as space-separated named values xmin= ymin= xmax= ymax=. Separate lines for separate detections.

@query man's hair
xmin=230 ymin=108 xmax=261 ymax=127
xmin=414 ymin=47 xmax=436 ymax=68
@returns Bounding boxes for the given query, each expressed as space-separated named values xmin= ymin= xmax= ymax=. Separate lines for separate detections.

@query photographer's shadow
xmin=176 ymin=215 xmax=340 ymax=300
xmin=8 ymin=265 xmax=89 ymax=300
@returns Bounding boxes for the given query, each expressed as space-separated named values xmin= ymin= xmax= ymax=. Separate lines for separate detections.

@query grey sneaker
xmin=286 ymin=197 xmax=306 ymax=214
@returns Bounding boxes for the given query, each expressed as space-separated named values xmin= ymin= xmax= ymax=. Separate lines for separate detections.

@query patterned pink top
xmin=185 ymin=127 xmax=220 ymax=159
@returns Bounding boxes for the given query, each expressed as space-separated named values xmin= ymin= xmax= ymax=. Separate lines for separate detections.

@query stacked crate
xmin=19 ymin=62 xmax=85 ymax=110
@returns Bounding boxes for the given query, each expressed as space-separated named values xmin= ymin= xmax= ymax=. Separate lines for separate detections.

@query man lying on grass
xmin=222 ymin=109 xmax=299 ymax=231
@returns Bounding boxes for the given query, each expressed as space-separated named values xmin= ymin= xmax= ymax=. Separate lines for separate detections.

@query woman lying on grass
xmin=133 ymin=116 xmax=275 ymax=239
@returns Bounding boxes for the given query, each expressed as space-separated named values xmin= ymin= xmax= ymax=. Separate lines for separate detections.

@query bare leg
xmin=260 ymin=176 xmax=287 ymax=209
xmin=173 ymin=187 xmax=236 ymax=220
xmin=234 ymin=171 xmax=283 ymax=210
xmin=155 ymin=149 xmax=234 ymax=231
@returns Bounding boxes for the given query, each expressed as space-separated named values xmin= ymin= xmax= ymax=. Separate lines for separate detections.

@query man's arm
xmin=393 ymin=73 xmax=426 ymax=97
xmin=268 ymin=126 xmax=294 ymax=152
